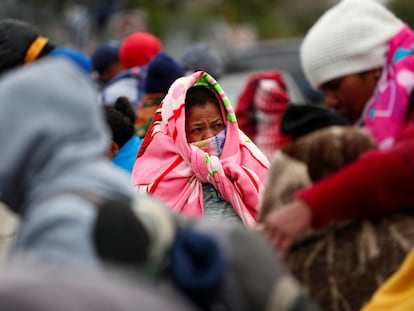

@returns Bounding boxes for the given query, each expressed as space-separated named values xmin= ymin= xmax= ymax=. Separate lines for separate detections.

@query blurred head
xmin=0 ymin=18 xmax=55 ymax=75
xmin=185 ymin=86 xmax=224 ymax=143
xmin=104 ymin=97 xmax=135 ymax=158
xmin=136 ymin=52 xmax=185 ymax=137
xmin=320 ymin=69 xmax=381 ymax=123
xmin=0 ymin=58 xmax=111 ymax=212
xmin=300 ymin=0 xmax=404 ymax=121
xmin=301 ymin=0 xmax=403 ymax=90
xmin=119 ymin=32 xmax=163 ymax=70
xmin=91 ymin=41 xmax=123 ymax=83
xmin=180 ymin=43 xmax=224 ymax=80
xmin=144 ymin=51 xmax=185 ymax=95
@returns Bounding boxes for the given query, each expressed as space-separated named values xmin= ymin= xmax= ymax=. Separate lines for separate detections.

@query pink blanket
xmin=131 ymin=71 xmax=269 ymax=227
xmin=362 ymin=26 xmax=414 ymax=149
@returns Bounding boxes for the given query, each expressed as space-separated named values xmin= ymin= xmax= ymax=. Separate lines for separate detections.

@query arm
xmin=262 ymin=121 xmax=414 ymax=256
xmin=298 ymin=121 xmax=414 ymax=228
xmin=298 ymin=149 xmax=414 ymax=228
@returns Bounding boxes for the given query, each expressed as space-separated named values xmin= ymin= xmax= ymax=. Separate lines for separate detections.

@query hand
xmin=262 ymin=200 xmax=312 ymax=258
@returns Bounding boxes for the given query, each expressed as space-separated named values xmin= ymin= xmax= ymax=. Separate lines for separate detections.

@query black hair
xmin=113 ymin=96 xmax=136 ymax=124
xmin=184 ymin=85 xmax=220 ymax=116
xmin=104 ymin=99 xmax=135 ymax=148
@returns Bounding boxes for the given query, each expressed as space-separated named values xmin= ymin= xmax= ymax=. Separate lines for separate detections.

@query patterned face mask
xmin=190 ymin=128 xmax=226 ymax=157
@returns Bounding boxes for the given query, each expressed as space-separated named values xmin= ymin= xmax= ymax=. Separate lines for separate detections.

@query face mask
xmin=190 ymin=128 xmax=226 ymax=157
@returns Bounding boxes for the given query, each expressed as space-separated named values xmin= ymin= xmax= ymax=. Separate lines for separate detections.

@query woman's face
xmin=185 ymin=101 xmax=225 ymax=143
xmin=319 ymin=69 xmax=380 ymax=123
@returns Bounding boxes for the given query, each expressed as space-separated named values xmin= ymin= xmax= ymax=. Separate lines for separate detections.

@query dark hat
xmin=91 ymin=41 xmax=120 ymax=75
xmin=144 ymin=52 xmax=185 ymax=94
xmin=180 ymin=43 xmax=224 ymax=79
xmin=281 ymin=104 xmax=350 ymax=140
xmin=170 ymin=228 xmax=224 ymax=309
xmin=0 ymin=18 xmax=54 ymax=74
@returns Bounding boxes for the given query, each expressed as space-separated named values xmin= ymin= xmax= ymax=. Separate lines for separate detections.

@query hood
xmin=0 ymin=58 xmax=134 ymax=213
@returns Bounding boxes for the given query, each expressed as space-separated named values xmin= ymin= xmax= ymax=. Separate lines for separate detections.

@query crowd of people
xmin=0 ymin=0 xmax=414 ymax=309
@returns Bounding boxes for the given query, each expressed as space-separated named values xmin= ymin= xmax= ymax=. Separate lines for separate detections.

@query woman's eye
xmin=327 ymin=80 xmax=341 ymax=91
xmin=214 ymin=123 xmax=224 ymax=130
xmin=191 ymin=128 xmax=202 ymax=134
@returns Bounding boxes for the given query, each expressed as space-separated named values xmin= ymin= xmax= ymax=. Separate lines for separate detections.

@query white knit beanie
xmin=300 ymin=0 xmax=405 ymax=89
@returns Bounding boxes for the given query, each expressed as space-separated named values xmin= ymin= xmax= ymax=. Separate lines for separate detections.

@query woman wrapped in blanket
xmin=131 ymin=71 xmax=269 ymax=228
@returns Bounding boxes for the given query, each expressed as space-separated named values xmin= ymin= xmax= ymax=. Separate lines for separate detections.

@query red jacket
xmin=296 ymin=112 xmax=414 ymax=229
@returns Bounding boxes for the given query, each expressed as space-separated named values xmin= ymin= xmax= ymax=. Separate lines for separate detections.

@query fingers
xmin=254 ymin=222 xmax=289 ymax=258
xmin=254 ymin=223 xmax=265 ymax=232
xmin=278 ymin=235 xmax=293 ymax=259
xmin=265 ymin=226 xmax=293 ymax=259
xmin=259 ymin=201 xmax=313 ymax=257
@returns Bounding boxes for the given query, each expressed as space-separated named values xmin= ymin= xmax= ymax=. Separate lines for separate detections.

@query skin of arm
xmin=261 ymin=200 xmax=312 ymax=258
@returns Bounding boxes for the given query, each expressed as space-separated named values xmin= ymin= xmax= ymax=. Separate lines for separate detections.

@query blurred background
xmin=0 ymin=0 xmax=412 ymax=104
xmin=2 ymin=0 xmax=410 ymax=53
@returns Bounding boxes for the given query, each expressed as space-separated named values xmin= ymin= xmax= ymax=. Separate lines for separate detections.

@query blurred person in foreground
xmin=258 ymin=2 xmax=414 ymax=309
xmin=262 ymin=0 xmax=414 ymax=258
xmin=0 ymin=259 xmax=196 ymax=311
xmin=131 ymin=71 xmax=269 ymax=228
xmin=0 ymin=56 xmax=138 ymax=267
xmin=0 ymin=57 xmax=318 ymax=311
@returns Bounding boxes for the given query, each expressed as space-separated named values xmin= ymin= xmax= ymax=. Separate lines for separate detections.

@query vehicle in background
xmin=222 ymin=38 xmax=323 ymax=106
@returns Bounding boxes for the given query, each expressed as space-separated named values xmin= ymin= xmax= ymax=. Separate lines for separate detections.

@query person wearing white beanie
xmin=300 ymin=0 xmax=412 ymax=150
xmin=301 ymin=0 xmax=404 ymax=91
xmin=260 ymin=1 xmax=414 ymax=307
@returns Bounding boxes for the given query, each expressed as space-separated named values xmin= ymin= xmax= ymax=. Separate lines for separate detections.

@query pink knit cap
xmin=119 ymin=32 xmax=163 ymax=69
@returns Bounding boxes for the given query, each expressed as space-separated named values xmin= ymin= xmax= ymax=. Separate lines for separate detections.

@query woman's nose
xmin=324 ymin=92 xmax=339 ymax=110
xmin=203 ymin=128 xmax=216 ymax=140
